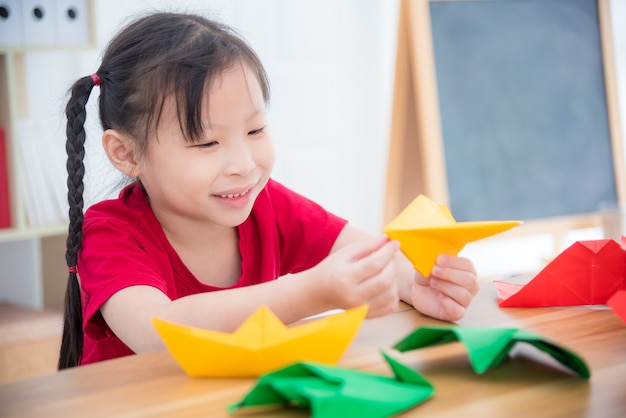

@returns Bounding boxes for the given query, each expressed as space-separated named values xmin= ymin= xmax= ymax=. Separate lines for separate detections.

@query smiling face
xmin=135 ymin=63 xmax=275 ymax=235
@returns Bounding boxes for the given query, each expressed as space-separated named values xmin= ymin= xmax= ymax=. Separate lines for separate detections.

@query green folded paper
xmin=393 ymin=325 xmax=590 ymax=379
xmin=229 ymin=352 xmax=434 ymax=418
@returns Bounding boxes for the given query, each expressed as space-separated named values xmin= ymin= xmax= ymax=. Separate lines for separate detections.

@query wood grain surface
xmin=1 ymin=281 xmax=624 ymax=418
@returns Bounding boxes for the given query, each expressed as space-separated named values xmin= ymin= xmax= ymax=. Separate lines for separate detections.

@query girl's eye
xmin=195 ymin=141 xmax=218 ymax=148
xmin=248 ymin=126 xmax=265 ymax=136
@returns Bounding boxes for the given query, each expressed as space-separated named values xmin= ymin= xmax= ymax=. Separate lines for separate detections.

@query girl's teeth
xmin=220 ymin=190 xmax=247 ymax=198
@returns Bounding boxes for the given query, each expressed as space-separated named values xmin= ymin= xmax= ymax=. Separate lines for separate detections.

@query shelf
xmin=0 ymin=224 xmax=67 ymax=243
xmin=0 ymin=31 xmax=95 ymax=242
xmin=0 ymin=0 xmax=95 ymax=310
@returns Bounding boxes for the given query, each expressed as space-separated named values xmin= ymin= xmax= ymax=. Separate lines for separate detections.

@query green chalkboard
xmin=429 ymin=0 xmax=619 ymax=222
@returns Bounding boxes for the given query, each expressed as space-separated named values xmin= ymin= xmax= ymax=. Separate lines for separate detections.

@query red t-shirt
xmin=78 ymin=179 xmax=347 ymax=365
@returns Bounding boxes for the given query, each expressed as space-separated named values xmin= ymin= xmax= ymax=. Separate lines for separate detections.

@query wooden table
xmin=1 ymin=281 xmax=625 ymax=418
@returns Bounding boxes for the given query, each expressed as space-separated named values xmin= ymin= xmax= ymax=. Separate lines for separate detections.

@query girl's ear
xmin=102 ymin=129 xmax=141 ymax=177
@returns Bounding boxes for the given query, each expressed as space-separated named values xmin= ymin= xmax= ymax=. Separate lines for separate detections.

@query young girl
xmin=59 ymin=12 xmax=479 ymax=369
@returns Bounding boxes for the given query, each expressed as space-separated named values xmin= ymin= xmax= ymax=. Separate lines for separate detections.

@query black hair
xmin=59 ymin=12 xmax=270 ymax=369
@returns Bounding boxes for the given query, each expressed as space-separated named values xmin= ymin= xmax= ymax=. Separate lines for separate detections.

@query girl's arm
xmin=101 ymin=232 xmax=400 ymax=353
xmin=101 ymin=223 xmax=478 ymax=354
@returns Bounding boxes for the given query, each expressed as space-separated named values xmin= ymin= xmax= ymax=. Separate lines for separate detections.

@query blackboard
xmin=384 ymin=0 xmax=624 ymax=226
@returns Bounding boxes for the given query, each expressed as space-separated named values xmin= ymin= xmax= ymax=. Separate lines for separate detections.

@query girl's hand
xmin=313 ymin=236 xmax=401 ymax=318
xmin=410 ymin=254 xmax=479 ymax=321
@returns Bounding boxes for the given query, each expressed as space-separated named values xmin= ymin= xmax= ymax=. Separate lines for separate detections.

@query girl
xmin=60 ymin=12 xmax=478 ymax=369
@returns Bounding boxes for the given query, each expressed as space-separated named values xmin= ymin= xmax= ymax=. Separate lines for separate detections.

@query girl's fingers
xmin=430 ymin=267 xmax=479 ymax=296
xmin=435 ymin=293 xmax=466 ymax=322
xmin=429 ymin=278 xmax=475 ymax=308
xmin=435 ymin=255 xmax=477 ymax=278
xmin=431 ymin=256 xmax=479 ymax=296
xmin=364 ymin=284 xmax=399 ymax=318
xmin=346 ymin=251 xmax=399 ymax=313
xmin=426 ymin=255 xmax=479 ymax=309
xmin=350 ymin=240 xmax=400 ymax=283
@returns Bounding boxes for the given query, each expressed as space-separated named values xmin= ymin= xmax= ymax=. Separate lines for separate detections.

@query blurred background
xmin=1 ymin=0 xmax=625 ymax=309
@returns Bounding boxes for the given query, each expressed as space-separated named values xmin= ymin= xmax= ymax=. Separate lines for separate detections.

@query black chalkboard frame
xmin=384 ymin=0 xmax=625 ymax=238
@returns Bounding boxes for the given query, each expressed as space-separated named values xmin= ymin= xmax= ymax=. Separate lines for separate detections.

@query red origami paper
xmin=607 ymin=290 xmax=626 ymax=324
xmin=495 ymin=239 xmax=626 ymax=307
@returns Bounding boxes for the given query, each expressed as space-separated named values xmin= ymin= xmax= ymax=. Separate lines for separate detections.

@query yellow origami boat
xmin=384 ymin=195 xmax=521 ymax=276
xmin=152 ymin=304 xmax=368 ymax=378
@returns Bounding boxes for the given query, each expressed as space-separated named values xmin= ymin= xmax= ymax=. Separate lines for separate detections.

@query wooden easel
xmin=384 ymin=0 xmax=447 ymax=225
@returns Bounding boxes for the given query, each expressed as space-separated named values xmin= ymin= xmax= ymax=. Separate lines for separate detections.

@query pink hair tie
xmin=90 ymin=73 xmax=101 ymax=86
xmin=68 ymin=266 xmax=78 ymax=274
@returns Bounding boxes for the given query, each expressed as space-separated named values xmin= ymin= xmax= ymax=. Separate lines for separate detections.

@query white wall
xmin=13 ymin=0 xmax=626 ymax=290
xmin=75 ymin=0 xmax=399 ymax=232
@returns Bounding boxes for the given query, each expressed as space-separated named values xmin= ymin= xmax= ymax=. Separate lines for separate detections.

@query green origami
xmin=393 ymin=325 xmax=590 ymax=379
xmin=229 ymin=352 xmax=434 ymax=418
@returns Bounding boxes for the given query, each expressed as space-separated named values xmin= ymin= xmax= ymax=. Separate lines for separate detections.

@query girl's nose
xmin=224 ymin=139 xmax=255 ymax=176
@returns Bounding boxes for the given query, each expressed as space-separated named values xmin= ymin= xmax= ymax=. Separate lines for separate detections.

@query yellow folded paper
xmin=384 ymin=195 xmax=521 ymax=276
xmin=152 ymin=304 xmax=368 ymax=378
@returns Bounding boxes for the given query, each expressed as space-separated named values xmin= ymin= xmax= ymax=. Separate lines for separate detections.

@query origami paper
xmin=495 ymin=239 xmax=626 ymax=307
xmin=392 ymin=325 xmax=590 ymax=379
xmin=229 ymin=351 xmax=434 ymax=418
xmin=608 ymin=290 xmax=626 ymax=324
xmin=152 ymin=305 xmax=367 ymax=378
xmin=383 ymin=194 xmax=521 ymax=276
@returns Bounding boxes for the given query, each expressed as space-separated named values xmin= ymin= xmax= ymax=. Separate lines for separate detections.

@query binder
xmin=22 ymin=0 xmax=58 ymax=46
xmin=0 ymin=127 xmax=11 ymax=229
xmin=0 ymin=0 xmax=24 ymax=47
xmin=16 ymin=119 xmax=68 ymax=227
xmin=55 ymin=0 xmax=90 ymax=46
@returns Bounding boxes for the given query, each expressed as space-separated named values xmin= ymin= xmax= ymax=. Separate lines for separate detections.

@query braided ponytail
xmin=58 ymin=74 xmax=99 ymax=369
